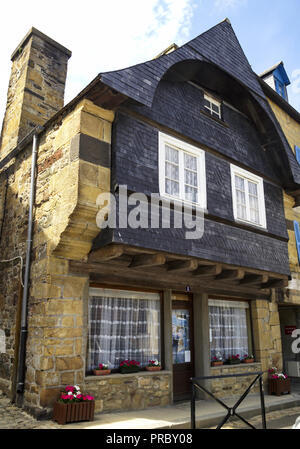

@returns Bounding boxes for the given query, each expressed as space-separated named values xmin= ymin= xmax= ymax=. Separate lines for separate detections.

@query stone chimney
xmin=0 ymin=27 xmax=71 ymax=159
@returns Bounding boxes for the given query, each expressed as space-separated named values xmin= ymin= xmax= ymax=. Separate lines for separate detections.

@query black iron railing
xmin=191 ymin=371 xmax=266 ymax=429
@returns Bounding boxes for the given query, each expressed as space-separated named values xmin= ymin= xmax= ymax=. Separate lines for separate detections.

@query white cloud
xmin=0 ymin=0 xmax=196 ymax=126
xmin=213 ymin=0 xmax=247 ymax=10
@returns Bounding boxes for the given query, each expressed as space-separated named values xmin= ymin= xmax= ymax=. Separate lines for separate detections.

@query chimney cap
xmin=11 ymin=26 xmax=72 ymax=61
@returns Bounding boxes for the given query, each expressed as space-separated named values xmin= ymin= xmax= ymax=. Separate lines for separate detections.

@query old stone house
xmin=1 ymin=21 xmax=300 ymax=418
xmin=259 ymin=63 xmax=300 ymax=380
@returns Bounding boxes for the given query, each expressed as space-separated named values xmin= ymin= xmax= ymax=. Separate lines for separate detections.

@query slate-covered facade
xmin=0 ymin=20 xmax=300 ymax=417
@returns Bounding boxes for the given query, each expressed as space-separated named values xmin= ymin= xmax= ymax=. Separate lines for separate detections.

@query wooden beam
xmin=88 ymin=245 xmax=124 ymax=263
xmin=239 ymin=274 xmax=268 ymax=285
xmin=193 ymin=264 xmax=222 ymax=277
xmin=215 ymin=269 xmax=245 ymax=281
xmin=167 ymin=260 xmax=198 ymax=272
xmin=261 ymin=279 xmax=288 ymax=289
xmin=129 ymin=254 xmax=166 ymax=268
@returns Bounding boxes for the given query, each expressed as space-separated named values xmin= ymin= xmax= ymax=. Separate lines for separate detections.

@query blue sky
xmin=0 ymin=0 xmax=299 ymax=124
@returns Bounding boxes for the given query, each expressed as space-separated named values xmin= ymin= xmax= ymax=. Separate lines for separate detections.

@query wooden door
xmin=172 ymin=294 xmax=194 ymax=401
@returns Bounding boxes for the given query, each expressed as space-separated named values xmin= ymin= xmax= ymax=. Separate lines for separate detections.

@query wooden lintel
xmin=239 ymin=274 xmax=268 ymax=285
xmin=215 ymin=268 xmax=245 ymax=281
xmin=88 ymin=245 xmax=124 ymax=263
xmin=193 ymin=264 xmax=222 ymax=277
xmin=261 ymin=279 xmax=288 ymax=289
xmin=167 ymin=260 xmax=198 ymax=272
xmin=129 ymin=254 xmax=166 ymax=268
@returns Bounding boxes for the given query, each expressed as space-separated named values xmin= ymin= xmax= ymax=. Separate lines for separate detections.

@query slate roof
xmin=99 ymin=18 xmax=300 ymax=189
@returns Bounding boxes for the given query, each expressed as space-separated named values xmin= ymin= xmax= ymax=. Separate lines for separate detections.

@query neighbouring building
xmin=259 ymin=63 xmax=300 ymax=382
xmin=1 ymin=20 xmax=300 ymax=419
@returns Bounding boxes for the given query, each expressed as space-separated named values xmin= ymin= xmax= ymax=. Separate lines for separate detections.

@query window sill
xmin=233 ymin=218 xmax=267 ymax=232
xmin=85 ymin=370 xmax=172 ymax=381
xmin=200 ymin=109 xmax=229 ymax=128
xmin=210 ymin=362 xmax=261 ymax=370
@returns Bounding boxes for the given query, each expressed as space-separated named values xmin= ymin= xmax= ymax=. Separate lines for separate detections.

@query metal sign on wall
xmin=285 ymin=326 xmax=296 ymax=335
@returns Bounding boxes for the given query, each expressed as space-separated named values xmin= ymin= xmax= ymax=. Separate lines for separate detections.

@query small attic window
xmin=204 ymin=93 xmax=222 ymax=120
xmin=275 ymin=78 xmax=288 ymax=101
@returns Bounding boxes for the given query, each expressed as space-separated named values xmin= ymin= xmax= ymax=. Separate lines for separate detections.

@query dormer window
xmin=204 ymin=93 xmax=221 ymax=119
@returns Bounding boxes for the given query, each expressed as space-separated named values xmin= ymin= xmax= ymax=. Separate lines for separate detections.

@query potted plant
xmin=225 ymin=354 xmax=241 ymax=365
xmin=211 ymin=355 xmax=223 ymax=367
xmin=53 ymin=385 xmax=95 ymax=425
xmin=242 ymin=354 xmax=255 ymax=364
xmin=93 ymin=363 xmax=111 ymax=376
xmin=146 ymin=359 xmax=162 ymax=371
xmin=119 ymin=359 xmax=140 ymax=374
xmin=268 ymin=367 xmax=291 ymax=396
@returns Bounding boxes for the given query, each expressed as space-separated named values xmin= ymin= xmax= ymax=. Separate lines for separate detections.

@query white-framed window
xmin=158 ymin=132 xmax=207 ymax=209
xmin=204 ymin=93 xmax=222 ymax=119
xmin=209 ymin=299 xmax=252 ymax=360
xmin=88 ymin=288 xmax=161 ymax=371
xmin=230 ymin=164 xmax=267 ymax=229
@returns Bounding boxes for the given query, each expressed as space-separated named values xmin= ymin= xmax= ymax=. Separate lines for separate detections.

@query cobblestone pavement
xmin=208 ymin=406 xmax=300 ymax=429
xmin=0 ymin=392 xmax=60 ymax=429
xmin=1 ymin=390 xmax=300 ymax=429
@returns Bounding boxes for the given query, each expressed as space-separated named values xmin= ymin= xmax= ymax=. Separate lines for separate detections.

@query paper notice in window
xmin=185 ymin=350 xmax=191 ymax=363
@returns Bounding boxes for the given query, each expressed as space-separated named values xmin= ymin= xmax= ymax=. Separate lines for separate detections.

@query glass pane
xmin=235 ymin=175 xmax=245 ymax=192
xmin=165 ymin=179 xmax=179 ymax=196
xmin=165 ymin=145 xmax=179 ymax=164
xmin=165 ymin=162 xmax=179 ymax=180
xmin=185 ymin=185 xmax=198 ymax=203
xmin=184 ymin=153 xmax=197 ymax=171
xmin=185 ymin=170 xmax=198 ymax=186
xmin=237 ymin=204 xmax=247 ymax=220
xmin=212 ymin=103 xmax=220 ymax=113
xmin=248 ymin=181 xmax=258 ymax=196
xmin=172 ymin=309 xmax=191 ymax=364
xmin=204 ymin=99 xmax=211 ymax=109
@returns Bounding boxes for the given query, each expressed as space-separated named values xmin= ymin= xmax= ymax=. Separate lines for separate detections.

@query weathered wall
xmin=85 ymin=372 xmax=172 ymax=413
xmin=267 ymin=97 xmax=300 ymax=305
xmin=0 ymin=28 xmax=71 ymax=160
xmin=0 ymin=98 xmax=114 ymax=415
xmin=210 ymin=363 xmax=262 ymax=398
xmin=251 ymin=298 xmax=283 ymax=380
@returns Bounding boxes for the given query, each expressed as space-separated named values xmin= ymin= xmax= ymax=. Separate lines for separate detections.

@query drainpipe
xmin=16 ymin=133 xmax=39 ymax=399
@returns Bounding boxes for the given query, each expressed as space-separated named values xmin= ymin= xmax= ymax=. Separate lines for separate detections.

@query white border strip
xmin=89 ymin=287 xmax=160 ymax=301
xmin=209 ymin=299 xmax=249 ymax=309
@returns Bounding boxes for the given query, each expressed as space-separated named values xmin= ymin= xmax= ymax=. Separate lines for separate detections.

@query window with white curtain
xmin=230 ymin=164 xmax=266 ymax=229
xmin=87 ymin=288 xmax=161 ymax=371
xmin=209 ymin=299 xmax=251 ymax=360
xmin=158 ymin=132 xmax=207 ymax=209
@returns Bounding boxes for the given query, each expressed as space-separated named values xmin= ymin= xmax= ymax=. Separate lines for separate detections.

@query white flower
xmin=74 ymin=385 xmax=80 ymax=391
xmin=68 ymin=391 xmax=73 ymax=396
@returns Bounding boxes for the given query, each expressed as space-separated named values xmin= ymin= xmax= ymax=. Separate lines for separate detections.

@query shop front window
xmin=88 ymin=288 xmax=161 ymax=371
xmin=209 ymin=299 xmax=251 ymax=360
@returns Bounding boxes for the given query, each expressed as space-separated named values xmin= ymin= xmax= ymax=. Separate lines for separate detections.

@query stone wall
xmin=210 ymin=363 xmax=262 ymax=398
xmin=251 ymin=299 xmax=283 ymax=381
xmin=85 ymin=371 xmax=172 ymax=413
xmin=0 ymin=98 xmax=114 ymax=415
xmin=0 ymin=28 xmax=71 ymax=160
xmin=267 ymin=97 xmax=300 ymax=306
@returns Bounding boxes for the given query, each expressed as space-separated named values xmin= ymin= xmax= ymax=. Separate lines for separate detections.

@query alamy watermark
xmin=95 ymin=185 xmax=205 ymax=240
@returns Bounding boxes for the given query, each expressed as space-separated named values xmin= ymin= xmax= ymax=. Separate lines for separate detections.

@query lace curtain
xmin=88 ymin=288 xmax=161 ymax=371
xmin=209 ymin=300 xmax=249 ymax=360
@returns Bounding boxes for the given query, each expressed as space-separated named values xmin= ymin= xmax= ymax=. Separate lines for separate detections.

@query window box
xmin=93 ymin=369 xmax=111 ymax=376
xmin=145 ymin=366 xmax=162 ymax=372
xmin=230 ymin=164 xmax=266 ymax=229
xmin=53 ymin=401 xmax=95 ymax=425
xmin=120 ymin=366 xmax=140 ymax=374
xmin=268 ymin=378 xmax=291 ymax=396
xmin=242 ymin=358 xmax=254 ymax=364
xmin=211 ymin=361 xmax=223 ymax=367
xmin=226 ymin=359 xmax=241 ymax=365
